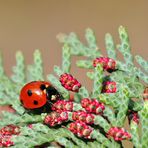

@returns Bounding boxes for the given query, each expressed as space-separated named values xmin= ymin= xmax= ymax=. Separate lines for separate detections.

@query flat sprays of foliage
xmin=0 ymin=26 xmax=147 ymax=148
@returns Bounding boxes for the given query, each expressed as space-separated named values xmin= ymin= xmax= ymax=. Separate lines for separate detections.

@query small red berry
xmin=93 ymin=57 xmax=116 ymax=72
xmin=72 ymin=111 xmax=94 ymax=124
xmin=52 ymin=100 xmax=73 ymax=112
xmin=44 ymin=111 xmax=68 ymax=126
xmin=69 ymin=121 xmax=93 ymax=139
xmin=0 ymin=125 xmax=20 ymax=147
xmin=107 ymin=127 xmax=131 ymax=141
xmin=102 ymin=81 xmax=117 ymax=93
xmin=0 ymin=125 xmax=20 ymax=136
xmin=59 ymin=73 xmax=81 ymax=92
xmin=128 ymin=110 xmax=139 ymax=124
xmin=81 ymin=98 xmax=105 ymax=115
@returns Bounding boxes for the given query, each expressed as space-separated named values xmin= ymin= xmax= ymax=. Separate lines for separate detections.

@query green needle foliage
xmin=0 ymin=26 xmax=147 ymax=148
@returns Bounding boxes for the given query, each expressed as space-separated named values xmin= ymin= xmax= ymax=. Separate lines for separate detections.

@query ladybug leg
xmin=46 ymin=99 xmax=54 ymax=106
xmin=28 ymin=104 xmax=52 ymax=114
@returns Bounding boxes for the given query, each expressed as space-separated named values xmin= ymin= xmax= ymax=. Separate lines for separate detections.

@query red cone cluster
xmin=93 ymin=57 xmax=116 ymax=72
xmin=81 ymin=98 xmax=105 ymax=114
xmin=0 ymin=125 xmax=20 ymax=147
xmin=69 ymin=121 xmax=93 ymax=139
xmin=44 ymin=111 xmax=68 ymax=126
xmin=0 ymin=135 xmax=14 ymax=147
xmin=52 ymin=100 xmax=73 ymax=112
xmin=107 ymin=127 xmax=131 ymax=141
xmin=102 ymin=81 xmax=117 ymax=93
xmin=72 ymin=111 xmax=95 ymax=124
xmin=128 ymin=110 xmax=139 ymax=124
xmin=59 ymin=73 xmax=81 ymax=92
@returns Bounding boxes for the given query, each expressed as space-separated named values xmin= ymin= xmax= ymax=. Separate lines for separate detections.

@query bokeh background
xmin=0 ymin=1 xmax=147 ymax=147
xmin=0 ymin=0 xmax=147 ymax=75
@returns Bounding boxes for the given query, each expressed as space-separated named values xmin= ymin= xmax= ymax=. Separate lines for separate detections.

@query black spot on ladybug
xmin=40 ymin=84 xmax=46 ymax=90
xmin=27 ymin=90 xmax=32 ymax=96
xmin=33 ymin=100 xmax=38 ymax=105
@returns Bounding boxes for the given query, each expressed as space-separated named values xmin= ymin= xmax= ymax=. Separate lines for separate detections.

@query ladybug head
xmin=20 ymin=81 xmax=61 ymax=110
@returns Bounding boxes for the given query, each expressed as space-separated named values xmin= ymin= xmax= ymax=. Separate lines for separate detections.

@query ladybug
xmin=20 ymin=81 xmax=62 ymax=112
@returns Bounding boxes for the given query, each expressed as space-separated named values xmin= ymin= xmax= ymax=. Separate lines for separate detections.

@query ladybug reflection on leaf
xmin=20 ymin=81 xmax=62 ymax=113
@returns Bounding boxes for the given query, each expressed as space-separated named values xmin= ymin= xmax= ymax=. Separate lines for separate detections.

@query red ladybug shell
xmin=20 ymin=81 xmax=51 ymax=109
